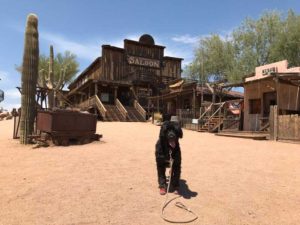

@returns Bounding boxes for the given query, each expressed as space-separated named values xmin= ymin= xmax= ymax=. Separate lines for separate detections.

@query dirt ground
xmin=0 ymin=119 xmax=300 ymax=225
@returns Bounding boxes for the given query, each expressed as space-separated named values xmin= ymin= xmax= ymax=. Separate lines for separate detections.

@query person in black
xmin=155 ymin=120 xmax=183 ymax=195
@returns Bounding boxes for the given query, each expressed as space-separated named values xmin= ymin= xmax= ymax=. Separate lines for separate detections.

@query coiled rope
xmin=160 ymin=150 xmax=198 ymax=223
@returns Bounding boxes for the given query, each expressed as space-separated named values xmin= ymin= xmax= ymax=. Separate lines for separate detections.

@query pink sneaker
xmin=159 ymin=187 xmax=167 ymax=195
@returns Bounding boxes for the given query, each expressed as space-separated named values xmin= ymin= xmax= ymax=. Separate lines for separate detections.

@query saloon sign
xmin=127 ymin=55 xmax=160 ymax=68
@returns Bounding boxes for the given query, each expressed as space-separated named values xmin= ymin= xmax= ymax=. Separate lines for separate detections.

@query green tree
xmin=17 ymin=50 xmax=79 ymax=88
xmin=182 ymin=62 xmax=200 ymax=81
xmin=232 ymin=11 xmax=282 ymax=72
xmin=188 ymin=34 xmax=236 ymax=82
xmin=187 ymin=10 xmax=300 ymax=84
xmin=38 ymin=50 xmax=79 ymax=88
xmin=272 ymin=10 xmax=300 ymax=67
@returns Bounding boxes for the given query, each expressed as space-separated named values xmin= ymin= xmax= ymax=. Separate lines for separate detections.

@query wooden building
xmin=149 ymin=78 xmax=243 ymax=132
xmin=243 ymin=60 xmax=300 ymax=132
xmin=67 ymin=34 xmax=182 ymax=121
xmin=149 ymin=78 xmax=243 ymax=117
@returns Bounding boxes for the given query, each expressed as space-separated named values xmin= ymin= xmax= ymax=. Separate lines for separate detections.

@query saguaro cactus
xmin=40 ymin=45 xmax=65 ymax=109
xmin=20 ymin=14 xmax=39 ymax=144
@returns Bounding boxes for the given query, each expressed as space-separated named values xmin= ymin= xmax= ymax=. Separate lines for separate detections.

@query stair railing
xmin=56 ymin=91 xmax=74 ymax=107
xmin=77 ymin=97 xmax=90 ymax=109
xmin=94 ymin=95 xmax=107 ymax=118
xmin=206 ymin=102 xmax=226 ymax=132
xmin=207 ymin=102 xmax=226 ymax=121
xmin=115 ymin=98 xmax=128 ymax=119
xmin=134 ymin=100 xmax=146 ymax=120
xmin=199 ymin=103 xmax=213 ymax=121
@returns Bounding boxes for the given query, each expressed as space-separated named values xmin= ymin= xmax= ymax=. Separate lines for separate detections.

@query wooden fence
xmin=278 ymin=114 xmax=300 ymax=141
xmin=176 ymin=109 xmax=200 ymax=131
xmin=270 ymin=105 xmax=300 ymax=142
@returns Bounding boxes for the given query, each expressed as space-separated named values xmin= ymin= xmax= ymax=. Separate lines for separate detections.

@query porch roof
xmin=275 ymin=72 xmax=300 ymax=86
xmin=244 ymin=72 xmax=300 ymax=86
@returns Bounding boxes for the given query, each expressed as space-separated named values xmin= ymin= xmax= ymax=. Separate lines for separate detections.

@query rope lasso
xmin=160 ymin=150 xmax=198 ymax=223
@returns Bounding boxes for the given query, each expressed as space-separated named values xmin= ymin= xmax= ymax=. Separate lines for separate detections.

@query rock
xmin=0 ymin=112 xmax=9 ymax=119
xmin=6 ymin=115 xmax=13 ymax=120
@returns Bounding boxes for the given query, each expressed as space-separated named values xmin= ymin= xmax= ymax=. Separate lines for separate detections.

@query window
xmin=249 ymin=99 xmax=261 ymax=114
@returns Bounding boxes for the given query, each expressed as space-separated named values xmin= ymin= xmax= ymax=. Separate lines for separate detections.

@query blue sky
xmin=0 ymin=0 xmax=299 ymax=110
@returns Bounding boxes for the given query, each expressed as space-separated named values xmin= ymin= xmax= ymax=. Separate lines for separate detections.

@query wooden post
xmin=176 ymin=95 xmax=179 ymax=115
xmin=193 ymin=88 xmax=196 ymax=118
xmin=275 ymin=77 xmax=280 ymax=115
xmin=114 ymin=86 xmax=118 ymax=104
xmin=269 ymin=105 xmax=274 ymax=140
xmin=201 ymin=83 xmax=204 ymax=107
xmin=274 ymin=105 xmax=278 ymax=141
xmin=95 ymin=83 xmax=98 ymax=96
xmin=218 ymin=87 xmax=223 ymax=132
xmin=147 ymin=84 xmax=150 ymax=119
xmin=275 ymin=77 xmax=280 ymax=141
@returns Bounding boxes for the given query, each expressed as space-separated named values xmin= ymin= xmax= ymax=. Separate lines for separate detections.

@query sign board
xmin=192 ymin=119 xmax=199 ymax=124
xmin=127 ymin=55 xmax=160 ymax=68
xmin=262 ymin=67 xmax=277 ymax=75
xmin=0 ymin=89 xmax=4 ymax=103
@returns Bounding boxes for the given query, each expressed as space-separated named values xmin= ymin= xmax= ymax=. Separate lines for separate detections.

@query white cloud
xmin=5 ymin=88 xmax=21 ymax=99
xmin=0 ymin=71 xmax=21 ymax=111
xmin=11 ymin=24 xmax=198 ymax=74
xmin=40 ymin=31 xmax=143 ymax=62
xmin=0 ymin=70 xmax=10 ymax=84
xmin=40 ymin=31 xmax=100 ymax=61
xmin=171 ymin=34 xmax=200 ymax=45
xmin=1 ymin=102 xmax=20 ymax=111
xmin=110 ymin=34 xmax=140 ymax=48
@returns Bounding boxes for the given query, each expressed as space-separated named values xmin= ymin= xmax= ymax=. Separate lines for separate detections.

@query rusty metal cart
xmin=37 ymin=110 xmax=101 ymax=146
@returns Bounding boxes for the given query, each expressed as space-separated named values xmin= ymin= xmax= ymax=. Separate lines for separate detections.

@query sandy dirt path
xmin=0 ymin=119 xmax=300 ymax=225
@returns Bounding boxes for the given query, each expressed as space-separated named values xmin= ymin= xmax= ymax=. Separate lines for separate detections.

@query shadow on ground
xmin=179 ymin=179 xmax=198 ymax=199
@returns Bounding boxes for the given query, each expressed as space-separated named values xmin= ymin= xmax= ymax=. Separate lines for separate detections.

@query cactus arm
xmin=38 ymin=69 xmax=46 ymax=88
xmin=54 ymin=67 xmax=66 ymax=91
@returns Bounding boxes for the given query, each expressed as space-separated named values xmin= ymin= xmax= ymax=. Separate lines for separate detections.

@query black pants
xmin=156 ymin=150 xmax=181 ymax=189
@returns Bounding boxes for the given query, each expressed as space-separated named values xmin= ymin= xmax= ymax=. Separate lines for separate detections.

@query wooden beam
xmin=193 ymin=88 xmax=196 ymax=117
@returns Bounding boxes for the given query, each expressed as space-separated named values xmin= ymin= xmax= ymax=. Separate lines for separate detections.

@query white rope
xmin=160 ymin=150 xmax=198 ymax=223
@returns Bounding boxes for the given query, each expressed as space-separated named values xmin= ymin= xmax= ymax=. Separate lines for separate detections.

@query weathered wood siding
xmin=124 ymin=40 xmax=164 ymax=59
xmin=278 ymin=114 xmax=300 ymax=141
xmin=101 ymin=46 xmax=124 ymax=81
xmin=162 ymin=58 xmax=181 ymax=80
xmin=243 ymin=80 xmax=275 ymax=130
xmin=278 ymin=83 xmax=300 ymax=111
xmin=244 ymin=78 xmax=300 ymax=131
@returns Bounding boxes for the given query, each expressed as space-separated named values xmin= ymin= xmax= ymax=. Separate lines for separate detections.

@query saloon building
xmin=67 ymin=34 xmax=182 ymax=121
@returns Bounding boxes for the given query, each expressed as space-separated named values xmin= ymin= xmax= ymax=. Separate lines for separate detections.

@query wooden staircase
xmin=198 ymin=102 xmax=225 ymax=133
xmin=103 ymin=104 xmax=127 ymax=121
xmin=78 ymin=96 xmax=146 ymax=122
xmin=198 ymin=116 xmax=224 ymax=132
xmin=125 ymin=106 xmax=146 ymax=122
xmin=78 ymin=95 xmax=107 ymax=119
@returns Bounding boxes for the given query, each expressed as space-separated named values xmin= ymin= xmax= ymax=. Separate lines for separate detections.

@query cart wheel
xmin=61 ymin=138 xmax=69 ymax=146
xmin=53 ymin=138 xmax=60 ymax=146
xmin=79 ymin=137 xmax=90 ymax=145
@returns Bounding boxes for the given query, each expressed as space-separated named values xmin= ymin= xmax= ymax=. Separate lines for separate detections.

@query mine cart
xmin=36 ymin=110 xmax=99 ymax=146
